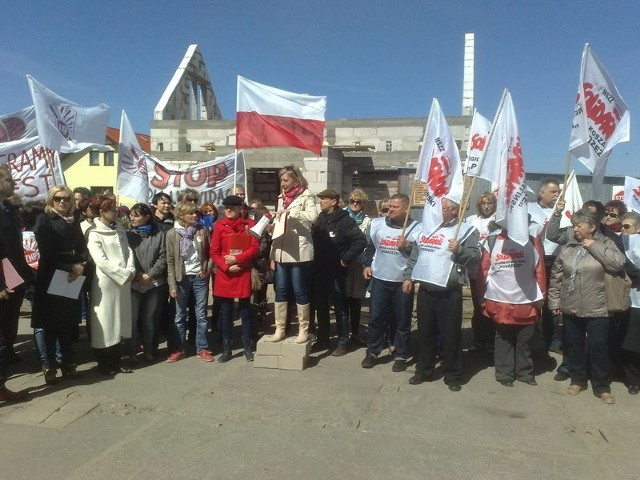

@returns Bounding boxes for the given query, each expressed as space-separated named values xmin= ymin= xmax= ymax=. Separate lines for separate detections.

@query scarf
xmin=176 ymin=225 xmax=197 ymax=259
xmin=282 ymin=185 xmax=305 ymax=209
xmin=54 ymin=211 xmax=75 ymax=224
xmin=346 ymin=207 xmax=366 ymax=225
xmin=134 ymin=224 xmax=153 ymax=237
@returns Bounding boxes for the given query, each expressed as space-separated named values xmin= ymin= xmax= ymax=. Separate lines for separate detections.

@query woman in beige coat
xmin=268 ymin=165 xmax=318 ymax=343
xmin=86 ymin=196 xmax=136 ymax=376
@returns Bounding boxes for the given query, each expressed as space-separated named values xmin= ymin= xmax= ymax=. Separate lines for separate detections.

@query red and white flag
xmin=465 ymin=110 xmax=492 ymax=177
xmin=236 ymin=76 xmax=326 ymax=155
xmin=27 ymin=75 xmax=110 ymax=153
xmin=624 ymin=176 xmax=640 ymax=214
xmin=485 ymin=91 xmax=529 ymax=246
xmin=0 ymin=106 xmax=37 ymax=143
xmin=569 ymin=44 xmax=630 ymax=198
xmin=415 ymin=98 xmax=463 ymax=234
xmin=556 ymin=171 xmax=583 ymax=229
xmin=117 ymin=111 xmax=150 ymax=202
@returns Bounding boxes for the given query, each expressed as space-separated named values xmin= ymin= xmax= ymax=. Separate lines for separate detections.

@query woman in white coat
xmin=86 ymin=195 xmax=136 ymax=376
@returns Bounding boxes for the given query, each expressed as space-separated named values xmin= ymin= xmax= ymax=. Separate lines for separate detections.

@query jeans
xmin=218 ymin=297 xmax=252 ymax=341
xmin=367 ymin=277 xmax=413 ymax=360
xmin=314 ymin=275 xmax=348 ymax=346
xmin=274 ymin=262 xmax=310 ymax=304
xmin=564 ymin=315 xmax=611 ymax=394
xmin=415 ymin=287 xmax=463 ymax=383
xmin=34 ymin=328 xmax=62 ymax=366
xmin=172 ymin=275 xmax=209 ymax=352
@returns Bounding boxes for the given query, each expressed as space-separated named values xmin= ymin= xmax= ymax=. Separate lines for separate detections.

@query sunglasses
xmin=53 ymin=196 xmax=71 ymax=202
xmin=380 ymin=208 xmax=389 ymax=213
xmin=622 ymin=224 xmax=636 ymax=230
xmin=349 ymin=199 xmax=363 ymax=205
xmin=604 ymin=212 xmax=619 ymax=218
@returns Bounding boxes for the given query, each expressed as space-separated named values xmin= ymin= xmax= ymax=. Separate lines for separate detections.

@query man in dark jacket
xmin=0 ymin=165 xmax=32 ymax=402
xmin=312 ymin=188 xmax=367 ymax=356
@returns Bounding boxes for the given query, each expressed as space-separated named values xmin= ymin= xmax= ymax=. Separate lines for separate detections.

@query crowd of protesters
xmin=0 ymin=164 xmax=639 ymax=406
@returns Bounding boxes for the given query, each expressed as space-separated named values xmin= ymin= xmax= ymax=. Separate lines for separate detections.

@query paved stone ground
xmin=2 ymin=293 xmax=640 ymax=480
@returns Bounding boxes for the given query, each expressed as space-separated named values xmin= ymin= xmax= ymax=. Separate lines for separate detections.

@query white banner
xmin=556 ymin=171 xmax=584 ymax=229
xmin=0 ymin=106 xmax=37 ymax=143
xmin=0 ymin=136 xmax=65 ymax=201
xmin=465 ymin=110 xmax=492 ymax=177
xmin=117 ymin=111 xmax=149 ymax=202
xmin=624 ymin=177 xmax=640 ymax=213
xmin=146 ymin=151 xmax=245 ymax=205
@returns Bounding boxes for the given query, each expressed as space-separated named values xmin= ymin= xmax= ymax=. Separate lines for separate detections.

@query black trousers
xmin=493 ymin=323 xmax=535 ymax=381
xmin=415 ymin=287 xmax=463 ymax=383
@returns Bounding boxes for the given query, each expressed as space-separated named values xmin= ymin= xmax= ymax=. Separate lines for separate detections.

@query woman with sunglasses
xmin=267 ymin=165 xmax=317 ymax=343
xmin=343 ymin=188 xmax=372 ymax=346
xmin=603 ymin=200 xmax=627 ymax=234
xmin=32 ymin=186 xmax=87 ymax=384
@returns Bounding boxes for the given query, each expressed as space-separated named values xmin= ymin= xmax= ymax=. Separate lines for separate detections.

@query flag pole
xmin=402 ymin=110 xmax=434 ymax=236
xmin=560 ymin=150 xmax=573 ymax=202
xmin=452 ymin=89 xmax=508 ymax=239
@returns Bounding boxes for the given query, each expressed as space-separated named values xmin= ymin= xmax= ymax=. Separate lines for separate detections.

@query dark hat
xmin=317 ymin=188 xmax=340 ymax=200
xmin=222 ymin=195 xmax=243 ymax=206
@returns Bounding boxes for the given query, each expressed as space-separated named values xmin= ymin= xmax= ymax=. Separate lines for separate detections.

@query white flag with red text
xmin=569 ymin=44 xmax=630 ymax=198
xmin=465 ymin=110 xmax=492 ymax=177
xmin=236 ymin=76 xmax=326 ymax=155
xmin=556 ymin=171 xmax=583 ymax=229
xmin=117 ymin=111 xmax=150 ymax=202
xmin=0 ymin=106 xmax=37 ymax=143
xmin=624 ymin=176 xmax=640 ymax=214
xmin=27 ymin=75 xmax=110 ymax=153
xmin=485 ymin=91 xmax=529 ymax=246
xmin=415 ymin=98 xmax=463 ymax=235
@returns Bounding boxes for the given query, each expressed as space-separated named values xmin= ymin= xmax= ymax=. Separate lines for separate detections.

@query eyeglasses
xmin=349 ymin=199 xmax=363 ymax=205
xmin=604 ymin=212 xmax=619 ymax=218
xmin=622 ymin=224 xmax=636 ymax=230
xmin=53 ymin=196 xmax=71 ymax=203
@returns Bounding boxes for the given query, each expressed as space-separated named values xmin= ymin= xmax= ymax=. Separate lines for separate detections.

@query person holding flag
xmin=402 ymin=198 xmax=479 ymax=391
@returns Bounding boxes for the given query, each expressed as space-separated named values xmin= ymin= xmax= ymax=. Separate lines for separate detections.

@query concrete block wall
xmin=254 ymin=336 xmax=311 ymax=371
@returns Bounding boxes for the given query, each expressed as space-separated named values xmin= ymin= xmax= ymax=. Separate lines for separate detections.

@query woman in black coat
xmin=32 ymin=186 xmax=87 ymax=385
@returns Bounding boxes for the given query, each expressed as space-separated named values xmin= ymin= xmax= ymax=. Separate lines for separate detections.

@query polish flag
xmin=236 ymin=76 xmax=326 ymax=155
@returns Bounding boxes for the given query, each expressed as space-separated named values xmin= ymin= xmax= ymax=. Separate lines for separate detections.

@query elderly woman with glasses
xmin=343 ymin=188 xmax=372 ymax=345
xmin=32 ymin=186 xmax=88 ymax=384
xmin=548 ymin=208 xmax=626 ymax=404
xmin=267 ymin=165 xmax=318 ymax=343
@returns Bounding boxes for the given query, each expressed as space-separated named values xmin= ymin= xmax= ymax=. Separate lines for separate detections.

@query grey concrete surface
xmin=2 ymin=300 xmax=640 ymax=480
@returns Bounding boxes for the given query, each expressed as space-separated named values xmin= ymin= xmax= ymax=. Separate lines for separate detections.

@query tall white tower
xmin=462 ymin=33 xmax=475 ymax=116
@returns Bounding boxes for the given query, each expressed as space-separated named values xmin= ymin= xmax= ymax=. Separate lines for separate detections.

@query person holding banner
xmin=402 ymin=198 xmax=480 ymax=391
xmin=210 ymin=195 xmax=259 ymax=362
xmin=166 ymin=201 xmax=213 ymax=363
xmin=32 ymin=185 xmax=87 ymax=384
xmin=267 ymin=165 xmax=318 ymax=344
xmin=0 ymin=164 xmax=33 ymax=401
xmin=548 ymin=209 xmax=625 ymax=404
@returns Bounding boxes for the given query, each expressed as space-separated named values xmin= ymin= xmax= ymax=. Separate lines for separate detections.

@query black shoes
xmin=409 ymin=372 xmax=434 ymax=385
xmin=332 ymin=345 xmax=349 ymax=357
xmin=628 ymin=385 xmax=640 ymax=395
xmin=554 ymin=371 xmax=570 ymax=382
xmin=361 ymin=354 xmax=376 ymax=369
xmin=447 ymin=382 xmax=462 ymax=392
xmin=499 ymin=379 xmax=514 ymax=387
xmin=519 ymin=377 xmax=537 ymax=386
xmin=392 ymin=360 xmax=407 ymax=372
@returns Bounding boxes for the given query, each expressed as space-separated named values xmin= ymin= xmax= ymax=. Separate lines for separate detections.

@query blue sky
xmin=1 ymin=0 xmax=639 ymax=176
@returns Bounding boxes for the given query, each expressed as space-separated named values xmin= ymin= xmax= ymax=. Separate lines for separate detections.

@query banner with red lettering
xmin=556 ymin=171 xmax=583 ymax=229
xmin=0 ymin=136 xmax=65 ymax=201
xmin=146 ymin=151 xmax=245 ymax=205
xmin=465 ymin=110 xmax=492 ymax=177
xmin=624 ymin=176 xmax=640 ymax=214
xmin=415 ymin=98 xmax=463 ymax=234
xmin=485 ymin=90 xmax=529 ymax=246
xmin=0 ymin=106 xmax=37 ymax=143
xmin=569 ymin=44 xmax=630 ymax=198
